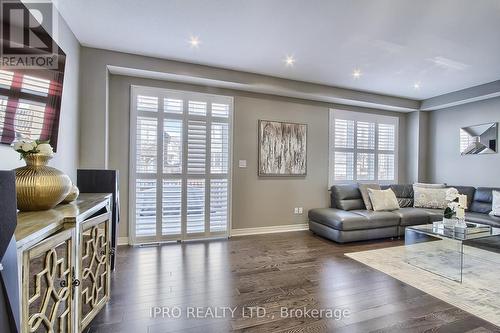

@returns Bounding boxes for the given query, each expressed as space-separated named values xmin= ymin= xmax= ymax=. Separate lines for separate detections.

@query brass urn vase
xmin=15 ymin=154 xmax=72 ymax=211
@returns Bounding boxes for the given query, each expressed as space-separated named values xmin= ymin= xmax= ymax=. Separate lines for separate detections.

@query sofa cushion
xmin=419 ymin=208 xmax=444 ymax=222
xmin=308 ymin=208 xmax=398 ymax=231
xmin=383 ymin=184 xmax=414 ymax=208
xmin=330 ymin=184 xmax=365 ymax=211
xmin=349 ymin=210 xmax=400 ymax=227
xmin=465 ymin=212 xmax=500 ymax=228
xmin=359 ymin=183 xmax=380 ymax=210
xmin=391 ymin=208 xmax=430 ymax=226
xmin=470 ymin=187 xmax=500 ymax=214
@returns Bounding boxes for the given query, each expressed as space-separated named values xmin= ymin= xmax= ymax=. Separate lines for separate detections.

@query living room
xmin=0 ymin=0 xmax=499 ymax=332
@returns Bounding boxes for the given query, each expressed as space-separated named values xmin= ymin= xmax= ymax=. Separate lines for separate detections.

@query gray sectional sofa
xmin=308 ymin=184 xmax=500 ymax=243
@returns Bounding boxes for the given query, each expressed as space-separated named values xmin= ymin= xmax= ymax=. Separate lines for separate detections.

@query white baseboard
xmin=117 ymin=237 xmax=129 ymax=246
xmin=117 ymin=225 xmax=309 ymax=243
xmin=231 ymin=223 xmax=309 ymax=237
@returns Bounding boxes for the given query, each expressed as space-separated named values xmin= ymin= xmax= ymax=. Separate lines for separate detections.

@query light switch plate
xmin=239 ymin=160 xmax=247 ymax=168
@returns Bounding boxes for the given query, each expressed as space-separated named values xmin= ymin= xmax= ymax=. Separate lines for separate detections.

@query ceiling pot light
xmin=189 ymin=36 xmax=200 ymax=48
xmin=284 ymin=55 xmax=295 ymax=67
xmin=413 ymin=82 xmax=421 ymax=89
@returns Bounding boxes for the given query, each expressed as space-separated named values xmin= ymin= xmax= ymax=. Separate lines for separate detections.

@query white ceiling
xmin=54 ymin=0 xmax=500 ymax=100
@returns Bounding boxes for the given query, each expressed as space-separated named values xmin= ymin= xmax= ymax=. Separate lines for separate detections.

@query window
xmin=329 ymin=109 xmax=398 ymax=185
xmin=130 ymin=86 xmax=232 ymax=244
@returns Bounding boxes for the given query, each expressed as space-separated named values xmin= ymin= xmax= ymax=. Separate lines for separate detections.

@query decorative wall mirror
xmin=460 ymin=122 xmax=498 ymax=155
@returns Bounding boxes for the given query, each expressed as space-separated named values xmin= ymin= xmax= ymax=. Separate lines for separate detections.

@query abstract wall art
xmin=258 ymin=120 xmax=307 ymax=176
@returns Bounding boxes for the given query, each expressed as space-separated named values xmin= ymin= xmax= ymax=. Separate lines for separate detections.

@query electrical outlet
xmin=294 ymin=207 xmax=299 ymax=214
xmin=298 ymin=207 xmax=303 ymax=214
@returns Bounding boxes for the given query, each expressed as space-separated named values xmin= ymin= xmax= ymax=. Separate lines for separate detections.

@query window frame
xmin=328 ymin=109 xmax=399 ymax=186
xmin=129 ymin=85 xmax=233 ymax=245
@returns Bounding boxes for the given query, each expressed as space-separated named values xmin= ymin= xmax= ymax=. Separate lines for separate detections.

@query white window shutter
xmin=356 ymin=121 xmax=375 ymax=150
xmin=136 ymin=116 xmax=157 ymax=173
xmin=334 ymin=119 xmax=354 ymax=149
xmin=188 ymin=101 xmax=207 ymax=116
xmin=187 ymin=179 xmax=205 ymax=233
xmin=330 ymin=109 xmax=398 ymax=184
xmin=162 ymin=180 xmax=182 ymax=235
xmin=378 ymin=124 xmax=395 ymax=151
xmin=132 ymin=86 xmax=232 ymax=243
xmin=334 ymin=151 xmax=354 ymax=181
xmin=164 ymin=98 xmax=183 ymax=114
xmin=135 ymin=179 xmax=157 ymax=237
xmin=356 ymin=153 xmax=375 ymax=180
xmin=137 ymin=95 xmax=158 ymax=112
xmin=163 ymin=119 xmax=182 ymax=174
xmin=187 ymin=120 xmax=207 ymax=174
xmin=210 ymin=179 xmax=228 ymax=232
xmin=211 ymin=122 xmax=229 ymax=174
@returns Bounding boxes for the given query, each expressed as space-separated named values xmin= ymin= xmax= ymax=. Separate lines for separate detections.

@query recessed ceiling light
xmin=413 ymin=82 xmax=421 ymax=89
xmin=353 ymin=69 xmax=362 ymax=79
xmin=189 ymin=36 xmax=200 ymax=48
xmin=284 ymin=55 xmax=295 ymax=67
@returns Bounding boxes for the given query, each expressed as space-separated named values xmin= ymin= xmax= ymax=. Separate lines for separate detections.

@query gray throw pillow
xmin=358 ymin=183 xmax=381 ymax=210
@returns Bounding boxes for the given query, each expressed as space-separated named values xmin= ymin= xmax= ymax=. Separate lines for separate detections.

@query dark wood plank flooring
xmin=86 ymin=231 xmax=500 ymax=333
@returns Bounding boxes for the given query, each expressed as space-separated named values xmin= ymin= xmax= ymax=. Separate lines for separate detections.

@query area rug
xmin=345 ymin=242 xmax=500 ymax=326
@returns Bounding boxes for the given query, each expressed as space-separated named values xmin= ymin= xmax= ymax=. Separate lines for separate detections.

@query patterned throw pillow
xmin=413 ymin=186 xmax=450 ymax=209
xmin=490 ymin=191 xmax=500 ymax=217
xmin=368 ymin=188 xmax=400 ymax=211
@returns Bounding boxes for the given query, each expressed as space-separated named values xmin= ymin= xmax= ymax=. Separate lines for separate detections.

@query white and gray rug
xmin=346 ymin=242 xmax=500 ymax=326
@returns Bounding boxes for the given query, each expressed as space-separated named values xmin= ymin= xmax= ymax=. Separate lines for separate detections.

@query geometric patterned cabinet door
xmin=79 ymin=213 xmax=111 ymax=331
xmin=22 ymin=228 xmax=75 ymax=333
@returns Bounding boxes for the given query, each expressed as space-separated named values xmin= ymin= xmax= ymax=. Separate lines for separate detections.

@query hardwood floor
xmin=86 ymin=231 xmax=499 ymax=333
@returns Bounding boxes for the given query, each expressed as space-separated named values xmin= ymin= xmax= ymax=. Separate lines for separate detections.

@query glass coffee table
xmin=405 ymin=222 xmax=500 ymax=283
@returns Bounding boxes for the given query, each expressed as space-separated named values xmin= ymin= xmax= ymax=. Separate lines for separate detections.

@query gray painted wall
xmin=406 ymin=111 xmax=419 ymax=184
xmin=427 ymin=96 xmax=500 ymax=187
xmin=108 ymin=74 xmax=409 ymax=236
xmin=0 ymin=12 xmax=81 ymax=180
xmin=79 ymin=47 xmax=417 ymax=169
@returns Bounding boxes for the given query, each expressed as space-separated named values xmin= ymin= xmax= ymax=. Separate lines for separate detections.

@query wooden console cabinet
xmin=15 ymin=193 xmax=113 ymax=333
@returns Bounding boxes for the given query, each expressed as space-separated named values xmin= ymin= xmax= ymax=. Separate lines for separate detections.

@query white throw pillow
xmin=490 ymin=190 xmax=500 ymax=217
xmin=368 ymin=188 xmax=400 ymax=211
xmin=413 ymin=186 xmax=450 ymax=209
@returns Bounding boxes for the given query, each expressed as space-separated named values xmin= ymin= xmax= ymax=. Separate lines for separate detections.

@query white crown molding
xmin=421 ymin=80 xmax=500 ymax=111
xmin=230 ymin=224 xmax=309 ymax=237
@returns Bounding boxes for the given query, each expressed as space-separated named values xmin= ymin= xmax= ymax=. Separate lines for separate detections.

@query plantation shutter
xmin=131 ymin=86 xmax=232 ymax=244
xmin=329 ymin=110 xmax=398 ymax=185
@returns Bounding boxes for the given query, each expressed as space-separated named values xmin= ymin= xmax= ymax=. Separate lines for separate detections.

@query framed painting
xmin=258 ymin=120 xmax=307 ymax=176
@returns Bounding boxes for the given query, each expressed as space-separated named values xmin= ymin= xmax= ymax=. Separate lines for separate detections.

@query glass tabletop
xmin=407 ymin=222 xmax=500 ymax=241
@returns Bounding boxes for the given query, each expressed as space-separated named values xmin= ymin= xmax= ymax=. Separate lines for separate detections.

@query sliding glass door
xmin=130 ymin=86 xmax=232 ymax=244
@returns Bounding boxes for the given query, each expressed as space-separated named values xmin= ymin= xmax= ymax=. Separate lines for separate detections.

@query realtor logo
xmin=1 ymin=0 xmax=60 ymax=69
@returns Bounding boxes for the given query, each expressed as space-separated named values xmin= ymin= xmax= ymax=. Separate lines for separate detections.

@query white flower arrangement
xmin=12 ymin=140 xmax=54 ymax=158
xmin=444 ymin=187 xmax=467 ymax=220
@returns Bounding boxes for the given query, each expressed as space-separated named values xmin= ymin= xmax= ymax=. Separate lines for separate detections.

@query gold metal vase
xmin=15 ymin=154 xmax=72 ymax=211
